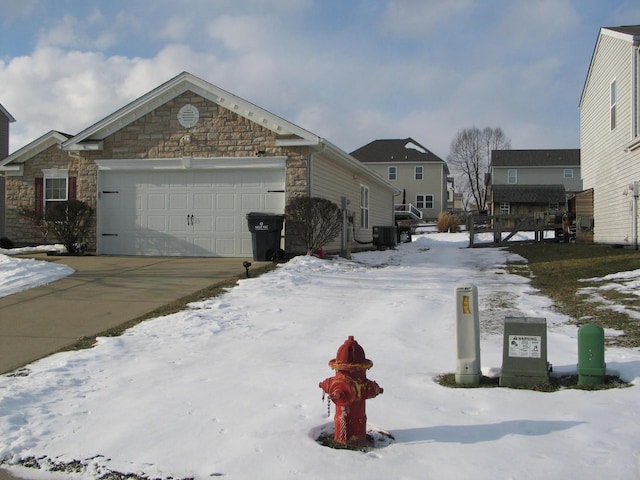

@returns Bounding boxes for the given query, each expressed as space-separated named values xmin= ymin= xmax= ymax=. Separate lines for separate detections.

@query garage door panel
xmin=241 ymin=193 xmax=261 ymax=210
xmin=168 ymin=193 xmax=188 ymax=210
xmin=216 ymin=193 xmax=235 ymax=210
xmin=265 ymin=192 xmax=285 ymax=210
xmin=98 ymin=168 xmax=284 ymax=256
xmin=193 ymin=215 xmax=212 ymax=232
xmin=167 ymin=215 xmax=188 ymax=232
xmin=215 ymin=216 xmax=235 ymax=232
xmin=193 ymin=193 xmax=213 ymax=210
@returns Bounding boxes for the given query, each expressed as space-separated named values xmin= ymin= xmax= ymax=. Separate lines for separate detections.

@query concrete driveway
xmin=0 ymin=254 xmax=269 ymax=375
xmin=0 ymin=254 xmax=271 ymax=479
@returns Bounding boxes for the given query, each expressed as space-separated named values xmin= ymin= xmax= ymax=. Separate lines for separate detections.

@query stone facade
xmin=5 ymin=91 xmax=310 ymax=248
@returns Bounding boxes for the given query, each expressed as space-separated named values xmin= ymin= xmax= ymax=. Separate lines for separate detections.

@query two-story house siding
xmin=580 ymin=26 xmax=640 ymax=246
xmin=350 ymin=138 xmax=449 ymax=222
xmin=489 ymin=149 xmax=581 ymax=219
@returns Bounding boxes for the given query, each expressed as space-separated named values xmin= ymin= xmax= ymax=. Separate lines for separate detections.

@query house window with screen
xmin=416 ymin=194 xmax=433 ymax=209
xmin=415 ymin=166 xmax=423 ymax=180
xmin=360 ymin=185 xmax=369 ymax=229
xmin=610 ymin=79 xmax=617 ymax=130
xmin=388 ymin=166 xmax=397 ymax=180
xmin=500 ymin=202 xmax=510 ymax=215
xmin=563 ymin=169 xmax=574 ymax=178
xmin=507 ymin=169 xmax=517 ymax=184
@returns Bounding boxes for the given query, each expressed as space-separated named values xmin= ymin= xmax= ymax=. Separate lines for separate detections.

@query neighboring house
xmin=350 ymin=138 xmax=449 ymax=222
xmin=580 ymin=25 xmax=640 ymax=246
xmin=489 ymin=149 xmax=582 ymax=219
xmin=0 ymin=72 xmax=399 ymax=257
xmin=0 ymin=103 xmax=15 ymax=238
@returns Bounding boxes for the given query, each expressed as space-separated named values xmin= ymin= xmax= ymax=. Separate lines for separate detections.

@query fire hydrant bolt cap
xmin=336 ymin=336 xmax=367 ymax=364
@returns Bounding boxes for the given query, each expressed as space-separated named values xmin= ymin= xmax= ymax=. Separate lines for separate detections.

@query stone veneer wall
xmin=5 ymin=91 xmax=310 ymax=250
xmin=4 ymin=144 xmax=95 ymax=246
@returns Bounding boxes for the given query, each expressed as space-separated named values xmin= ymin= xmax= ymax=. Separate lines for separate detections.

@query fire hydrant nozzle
xmin=319 ymin=336 xmax=383 ymax=447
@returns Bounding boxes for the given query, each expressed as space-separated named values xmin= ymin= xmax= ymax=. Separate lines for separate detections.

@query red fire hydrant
xmin=319 ymin=336 xmax=383 ymax=447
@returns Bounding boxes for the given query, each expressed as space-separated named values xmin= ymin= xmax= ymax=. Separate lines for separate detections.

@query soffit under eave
xmin=62 ymin=73 xmax=320 ymax=149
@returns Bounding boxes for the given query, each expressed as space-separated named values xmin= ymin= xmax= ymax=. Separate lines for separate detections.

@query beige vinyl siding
xmin=581 ymin=32 xmax=640 ymax=245
xmin=492 ymin=166 xmax=583 ymax=192
xmin=365 ymin=162 xmax=446 ymax=220
xmin=310 ymin=154 xmax=395 ymax=252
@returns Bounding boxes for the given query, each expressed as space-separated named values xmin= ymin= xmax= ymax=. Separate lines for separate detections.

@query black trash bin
xmin=246 ymin=212 xmax=285 ymax=261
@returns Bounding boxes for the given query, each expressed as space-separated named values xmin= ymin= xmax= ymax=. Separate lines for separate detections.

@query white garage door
xmin=98 ymin=168 xmax=285 ymax=257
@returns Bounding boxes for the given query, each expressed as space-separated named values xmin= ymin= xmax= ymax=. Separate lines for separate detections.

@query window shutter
xmin=35 ymin=178 xmax=43 ymax=215
xmin=68 ymin=177 xmax=77 ymax=201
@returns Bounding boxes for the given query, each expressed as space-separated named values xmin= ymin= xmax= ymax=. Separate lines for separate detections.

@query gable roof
xmin=350 ymin=137 xmax=449 ymax=172
xmin=0 ymin=130 xmax=71 ymax=173
xmin=491 ymin=149 xmax=580 ymax=167
xmin=580 ymin=25 xmax=640 ymax=108
xmin=0 ymin=103 xmax=16 ymax=123
xmin=62 ymin=71 xmax=320 ymax=151
xmin=492 ymin=184 xmax=566 ymax=204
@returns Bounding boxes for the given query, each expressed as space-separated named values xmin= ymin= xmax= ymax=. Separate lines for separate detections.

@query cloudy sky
xmin=1 ymin=0 xmax=639 ymax=159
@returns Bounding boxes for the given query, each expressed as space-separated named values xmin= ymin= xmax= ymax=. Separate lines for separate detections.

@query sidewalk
xmin=0 ymin=254 xmax=269 ymax=479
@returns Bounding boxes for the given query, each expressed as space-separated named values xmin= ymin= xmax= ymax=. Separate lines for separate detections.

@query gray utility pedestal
xmin=500 ymin=317 xmax=550 ymax=388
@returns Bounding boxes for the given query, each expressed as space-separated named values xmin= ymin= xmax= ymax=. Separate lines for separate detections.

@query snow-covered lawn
xmin=1 ymin=233 xmax=639 ymax=479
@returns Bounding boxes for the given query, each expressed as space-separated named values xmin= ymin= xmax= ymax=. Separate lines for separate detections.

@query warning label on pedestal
xmin=508 ymin=335 xmax=541 ymax=358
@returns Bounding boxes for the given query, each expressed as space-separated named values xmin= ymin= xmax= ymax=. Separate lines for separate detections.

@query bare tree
xmin=285 ymin=196 xmax=342 ymax=255
xmin=447 ymin=127 xmax=511 ymax=211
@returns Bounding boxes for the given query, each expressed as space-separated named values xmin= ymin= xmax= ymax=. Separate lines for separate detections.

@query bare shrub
xmin=285 ymin=196 xmax=342 ymax=255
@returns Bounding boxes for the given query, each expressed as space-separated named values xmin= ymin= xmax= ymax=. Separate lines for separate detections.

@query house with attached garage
xmin=580 ymin=25 xmax=640 ymax=247
xmin=350 ymin=138 xmax=449 ymax=223
xmin=0 ymin=72 xmax=399 ymax=257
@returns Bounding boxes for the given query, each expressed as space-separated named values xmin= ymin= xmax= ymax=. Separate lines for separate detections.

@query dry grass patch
xmin=506 ymin=243 xmax=640 ymax=347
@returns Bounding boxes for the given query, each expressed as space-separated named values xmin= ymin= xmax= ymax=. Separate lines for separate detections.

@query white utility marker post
xmin=455 ymin=283 xmax=481 ymax=385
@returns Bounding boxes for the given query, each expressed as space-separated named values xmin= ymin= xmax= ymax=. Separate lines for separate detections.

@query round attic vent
xmin=177 ymin=104 xmax=199 ymax=128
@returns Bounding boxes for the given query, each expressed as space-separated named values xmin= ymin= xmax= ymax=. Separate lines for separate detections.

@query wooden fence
xmin=467 ymin=213 xmax=557 ymax=247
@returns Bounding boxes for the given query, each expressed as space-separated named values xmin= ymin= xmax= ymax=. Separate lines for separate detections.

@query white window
xmin=500 ymin=202 xmax=510 ymax=215
xmin=563 ymin=169 xmax=574 ymax=178
xmin=43 ymin=169 xmax=69 ymax=210
xmin=360 ymin=185 xmax=369 ymax=229
xmin=611 ymin=79 xmax=617 ymax=131
xmin=388 ymin=166 xmax=397 ymax=181
xmin=415 ymin=166 xmax=423 ymax=180
xmin=416 ymin=194 xmax=433 ymax=209
xmin=507 ymin=169 xmax=517 ymax=184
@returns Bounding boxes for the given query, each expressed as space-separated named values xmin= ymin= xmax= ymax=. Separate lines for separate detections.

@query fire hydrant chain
xmin=340 ymin=406 xmax=348 ymax=442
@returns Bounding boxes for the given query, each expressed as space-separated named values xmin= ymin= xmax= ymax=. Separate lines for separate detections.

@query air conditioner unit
xmin=372 ymin=226 xmax=397 ymax=248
